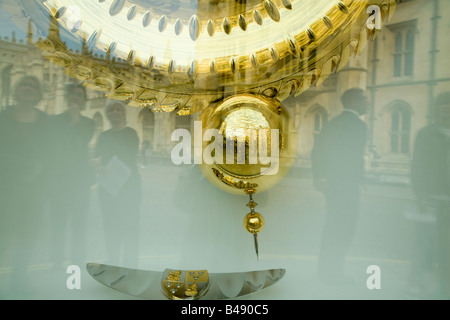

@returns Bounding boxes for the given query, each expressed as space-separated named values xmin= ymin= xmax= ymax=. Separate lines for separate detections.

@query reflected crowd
xmin=0 ymin=76 xmax=143 ymax=294
xmin=0 ymin=75 xmax=449 ymax=299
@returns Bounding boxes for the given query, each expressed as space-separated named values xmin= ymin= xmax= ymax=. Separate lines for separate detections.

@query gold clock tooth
xmin=189 ymin=15 xmax=201 ymax=41
xmin=253 ymin=9 xmax=263 ymax=25
xmin=222 ymin=17 xmax=231 ymax=35
xmin=142 ymin=11 xmax=151 ymax=27
xmin=158 ymin=15 xmax=167 ymax=32
xmin=174 ymin=18 xmax=183 ymax=36
xmin=264 ymin=0 xmax=280 ymax=22
xmin=238 ymin=14 xmax=247 ymax=31
xmin=206 ymin=19 xmax=215 ymax=37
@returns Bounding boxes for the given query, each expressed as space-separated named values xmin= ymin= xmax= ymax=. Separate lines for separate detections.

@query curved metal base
xmin=86 ymin=263 xmax=285 ymax=300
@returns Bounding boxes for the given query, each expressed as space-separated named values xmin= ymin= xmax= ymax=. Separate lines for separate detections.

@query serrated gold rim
xmin=28 ymin=0 xmax=395 ymax=114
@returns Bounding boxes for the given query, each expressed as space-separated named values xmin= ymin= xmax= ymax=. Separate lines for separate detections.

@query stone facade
xmin=284 ymin=0 xmax=450 ymax=182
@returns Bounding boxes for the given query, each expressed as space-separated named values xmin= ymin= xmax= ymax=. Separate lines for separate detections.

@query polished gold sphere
xmin=243 ymin=212 xmax=265 ymax=234
xmin=198 ymin=94 xmax=296 ymax=195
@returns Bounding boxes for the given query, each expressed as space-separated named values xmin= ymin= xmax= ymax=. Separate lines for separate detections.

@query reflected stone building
xmin=285 ymin=0 xmax=450 ymax=183
xmin=1 ymin=0 xmax=449 ymax=180
xmin=0 ymin=19 xmax=191 ymax=157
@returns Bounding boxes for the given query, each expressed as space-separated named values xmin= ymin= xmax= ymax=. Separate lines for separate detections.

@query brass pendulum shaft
xmin=244 ymin=190 xmax=265 ymax=261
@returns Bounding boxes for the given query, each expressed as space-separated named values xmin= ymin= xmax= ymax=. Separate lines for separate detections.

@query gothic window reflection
xmin=139 ymin=109 xmax=155 ymax=143
xmin=1 ymin=64 xmax=12 ymax=108
xmin=311 ymin=105 xmax=328 ymax=136
xmin=390 ymin=20 xmax=416 ymax=78
xmin=175 ymin=114 xmax=192 ymax=132
xmin=390 ymin=104 xmax=411 ymax=154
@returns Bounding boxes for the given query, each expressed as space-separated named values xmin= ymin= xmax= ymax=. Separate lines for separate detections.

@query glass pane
xmin=394 ymin=54 xmax=402 ymax=77
xmin=314 ymin=113 xmax=322 ymax=132
xmin=391 ymin=133 xmax=399 ymax=153
xmin=406 ymin=30 xmax=415 ymax=51
xmin=175 ymin=114 xmax=192 ymax=131
xmin=391 ymin=110 xmax=400 ymax=131
xmin=404 ymin=52 xmax=414 ymax=76
xmin=401 ymin=133 xmax=410 ymax=154
xmin=402 ymin=109 xmax=411 ymax=131
xmin=141 ymin=111 xmax=155 ymax=140
xmin=1 ymin=0 xmax=448 ymax=302
xmin=142 ymin=113 xmax=154 ymax=127
xmin=395 ymin=32 xmax=403 ymax=52
xmin=1 ymin=65 xmax=12 ymax=107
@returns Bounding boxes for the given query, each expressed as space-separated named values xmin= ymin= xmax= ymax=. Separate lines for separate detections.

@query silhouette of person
xmin=409 ymin=92 xmax=450 ymax=298
xmin=0 ymin=75 xmax=52 ymax=293
xmin=47 ymin=82 xmax=95 ymax=268
xmin=94 ymin=100 xmax=142 ymax=267
xmin=311 ymin=88 xmax=369 ymax=284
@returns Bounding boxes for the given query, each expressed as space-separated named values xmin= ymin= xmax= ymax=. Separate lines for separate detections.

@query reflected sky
xmin=0 ymin=9 xmax=25 ymax=39
xmin=0 ymin=5 xmax=89 ymax=55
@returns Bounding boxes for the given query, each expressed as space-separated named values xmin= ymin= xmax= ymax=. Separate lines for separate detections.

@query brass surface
xmin=198 ymin=94 xmax=296 ymax=195
xmin=161 ymin=269 xmax=210 ymax=300
xmin=244 ymin=211 xmax=265 ymax=234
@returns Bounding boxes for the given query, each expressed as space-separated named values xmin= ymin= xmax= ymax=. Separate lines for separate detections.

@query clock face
xmin=32 ymin=0 xmax=336 ymax=64
xmin=2 ymin=0 xmax=390 ymax=108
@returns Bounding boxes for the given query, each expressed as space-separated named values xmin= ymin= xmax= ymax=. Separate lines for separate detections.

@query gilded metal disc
xmin=198 ymin=94 xmax=296 ymax=195
xmin=1 ymin=0 xmax=396 ymax=114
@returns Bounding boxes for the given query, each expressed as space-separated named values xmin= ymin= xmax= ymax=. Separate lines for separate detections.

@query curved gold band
xmin=2 ymin=0 xmax=396 ymax=114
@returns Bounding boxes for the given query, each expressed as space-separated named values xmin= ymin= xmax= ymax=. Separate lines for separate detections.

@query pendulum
xmin=243 ymin=189 xmax=265 ymax=261
xmin=198 ymin=94 xmax=292 ymax=261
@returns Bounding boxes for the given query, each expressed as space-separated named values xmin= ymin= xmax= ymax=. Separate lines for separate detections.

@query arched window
xmin=312 ymin=107 xmax=328 ymax=135
xmin=394 ymin=32 xmax=403 ymax=77
xmin=404 ymin=29 xmax=415 ymax=76
xmin=175 ymin=114 xmax=192 ymax=131
xmin=305 ymin=103 xmax=328 ymax=147
xmin=314 ymin=112 xmax=325 ymax=134
xmin=390 ymin=105 xmax=411 ymax=154
xmin=139 ymin=109 xmax=155 ymax=143
xmin=302 ymin=103 xmax=329 ymax=157
xmin=1 ymin=65 xmax=13 ymax=108
xmin=388 ymin=20 xmax=416 ymax=78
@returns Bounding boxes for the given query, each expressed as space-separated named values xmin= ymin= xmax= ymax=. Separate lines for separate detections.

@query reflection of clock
xmin=5 ymin=0 xmax=395 ymax=113
xmin=2 ymin=0 xmax=395 ymax=265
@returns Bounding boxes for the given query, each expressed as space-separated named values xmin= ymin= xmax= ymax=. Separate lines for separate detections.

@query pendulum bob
xmin=244 ymin=211 xmax=265 ymax=235
xmin=244 ymin=210 xmax=265 ymax=260
xmin=198 ymin=94 xmax=296 ymax=196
